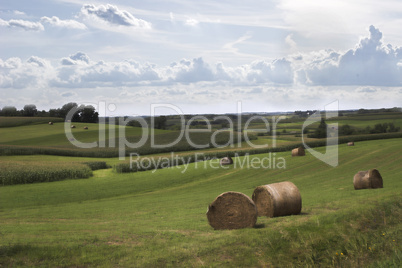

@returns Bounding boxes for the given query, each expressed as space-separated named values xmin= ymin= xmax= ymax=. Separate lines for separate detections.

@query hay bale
xmin=48 ymin=122 xmax=53 ymax=125
xmin=84 ymin=126 xmax=88 ymax=130
xmin=220 ymin=156 xmax=233 ymax=166
xmin=71 ymin=125 xmax=76 ymax=129
xmin=292 ymin=147 xmax=305 ymax=156
xmin=347 ymin=142 xmax=354 ymax=146
xmin=252 ymin=181 xmax=302 ymax=217
xmin=353 ymin=169 xmax=383 ymax=190
xmin=206 ymin=191 xmax=257 ymax=230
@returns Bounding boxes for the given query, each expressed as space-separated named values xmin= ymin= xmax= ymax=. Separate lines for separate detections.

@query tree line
xmin=0 ymin=103 xmax=99 ymax=123
xmin=307 ymin=118 xmax=400 ymax=138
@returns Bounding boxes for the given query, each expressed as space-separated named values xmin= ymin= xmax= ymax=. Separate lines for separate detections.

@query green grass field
xmin=0 ymin=122 xmax=154 ymax=147
xmin=0 ymin=137 xmax=401 ymax=267
xmin=0 ymin=117 xmax=64 ymax=128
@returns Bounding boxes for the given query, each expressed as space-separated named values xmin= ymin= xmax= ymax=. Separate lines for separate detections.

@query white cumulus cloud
xmin=79 ymin=4 xmax=151 ymax=29
xmin=0 ymin=56 xmax=54 ymax=89
xmin=41 ymin=16 xmax=87 ymax=30
xmin=0 ymin=18 xmax=44 ymax=31
xmin=300 ymin=25 xmax=402 ymax=86
xmin=1 ymin=26 xmax=401 ymax=92
xmin=61 ymin=52 xmax=91 ymax=66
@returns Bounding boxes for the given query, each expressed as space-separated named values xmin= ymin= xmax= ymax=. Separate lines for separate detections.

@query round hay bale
xmin=71 ymin=125 xmax=76 ymax=129
xmin=353 ymin=168 xmax=383 ymax=190
xmin=252 ymin=181 xmax=302 ymax=217
xmin=206 ymin=191 xmax=257 ymax=230
xmin=292 ymin=147 xmax=305 ymax=157
xmin=84 ymin=126 xmax=88 ymax=130
xmin=347 ymin=142 xmax=354 ymax=146
xmin=220 ymin=156 xmax=233 ymax=166
xmin=48 ymin=122 xmax=53 ymax=125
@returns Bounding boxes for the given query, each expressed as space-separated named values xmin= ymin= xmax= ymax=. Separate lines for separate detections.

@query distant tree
xmin=36 ymin=110 xmax=49 ymax=117
xmin=1 ymin=106 xmax=18 ymax=116
xmin=372 ymin=123 xmax=387 ymax=134
xmin=314 ymin=118 xmax=327 ymax=138
xmin=388 ymin=123 xmax=400 ymax=132
xmin=126 ymin=116 xmax=143 ymax=128
xmin=339 ymin=124 xmax=355 ymax=136
xmin=228 ymin=114 xmax=238 ymax=121
xmin=60 ymin=103 xmax=80 ymax=122
xmin=23 ymin=104 xmax=38 ymax=117
xmin=154 ymin=116 xmax=167 ymax=129
xmin=80 ymin=105 xmax=99 ymax=123
xmin=358 ymin=108 xmax=368 ymax=114
xmin=220 ymin=122 xmax=229 ymax=129
xmin=49 ymin=109 xmax=60 ymax=117
xmin=370 ymin=122 xmax=400 ymax=134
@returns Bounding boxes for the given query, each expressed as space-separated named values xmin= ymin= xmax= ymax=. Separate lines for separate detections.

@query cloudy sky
xmin=1 ymin=0 xmax=402 ymax=115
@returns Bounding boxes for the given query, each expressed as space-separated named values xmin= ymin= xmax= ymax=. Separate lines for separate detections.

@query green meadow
xmin=0 ymin=116 xmax=401 ymax=267
xmin=0 ymin=117 xmax=64 ymax=128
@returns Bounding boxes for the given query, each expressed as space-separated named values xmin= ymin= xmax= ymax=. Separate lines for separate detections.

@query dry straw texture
xmin=291 ymin=147 xmax=305 ymax=156
xmin=252 ymin=181 xmax=302 ymax=217
xmin=220 ymin=156 xmax=233 ymax=166
xmin=206 ymin=191 xmax=257 ymax=230
xmin=353 ymin=168 xmax=383 ymax=190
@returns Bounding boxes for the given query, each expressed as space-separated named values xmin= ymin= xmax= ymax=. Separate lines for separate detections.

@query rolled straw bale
xmin=353 ymin=168 xmax=383 ymax=190
xmin=252 ymin=181 xmax=302 ymax=217
xmin=292 ymin=147 xmax=305 ymax=157
xmin=206 ymin=191 xmax=257 ymax=230
xmin=347 ymin=142 xmax=354 ymax=146
xmin=220 ymin=156 xmax=233 ymax=166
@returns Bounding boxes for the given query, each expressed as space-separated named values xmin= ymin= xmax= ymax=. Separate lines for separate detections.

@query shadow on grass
xmin=0 ymin=244 xmax=33 ymax=257
xmin=254 ymin=212 xmax=309 ymax=229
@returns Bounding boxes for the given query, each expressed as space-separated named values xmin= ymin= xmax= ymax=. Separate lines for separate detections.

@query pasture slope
xmin=0 ymin=136 xmax=401 ymax=267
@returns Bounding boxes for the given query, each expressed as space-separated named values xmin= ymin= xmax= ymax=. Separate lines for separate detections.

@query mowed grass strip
xmin=0 ymin=138 xmax=401 ymax=267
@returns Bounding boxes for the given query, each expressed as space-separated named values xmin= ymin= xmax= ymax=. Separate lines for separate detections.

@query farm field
xmin=1 ymin=111 xmax=402 ymax=154
xmin=0 ymin=117 xmax=64 ymax=128
xmin=0 ymin=135 xmax=401 ymax=267
xmin=0 ymin=121 xmax=159 ymax=147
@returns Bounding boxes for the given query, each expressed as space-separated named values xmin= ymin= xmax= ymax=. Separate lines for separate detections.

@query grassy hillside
xmin=0 ymin=122 xmax=154 ymax=147
xmin=0 ymin=120 xmax=244 ymax=158
xmin=0 ymin=138 xmax=401 ymax=267
xmin=1 ymin=115 xmax=401 ymax=159
xmin=0 ymin=117 xmax=64 ymax=128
